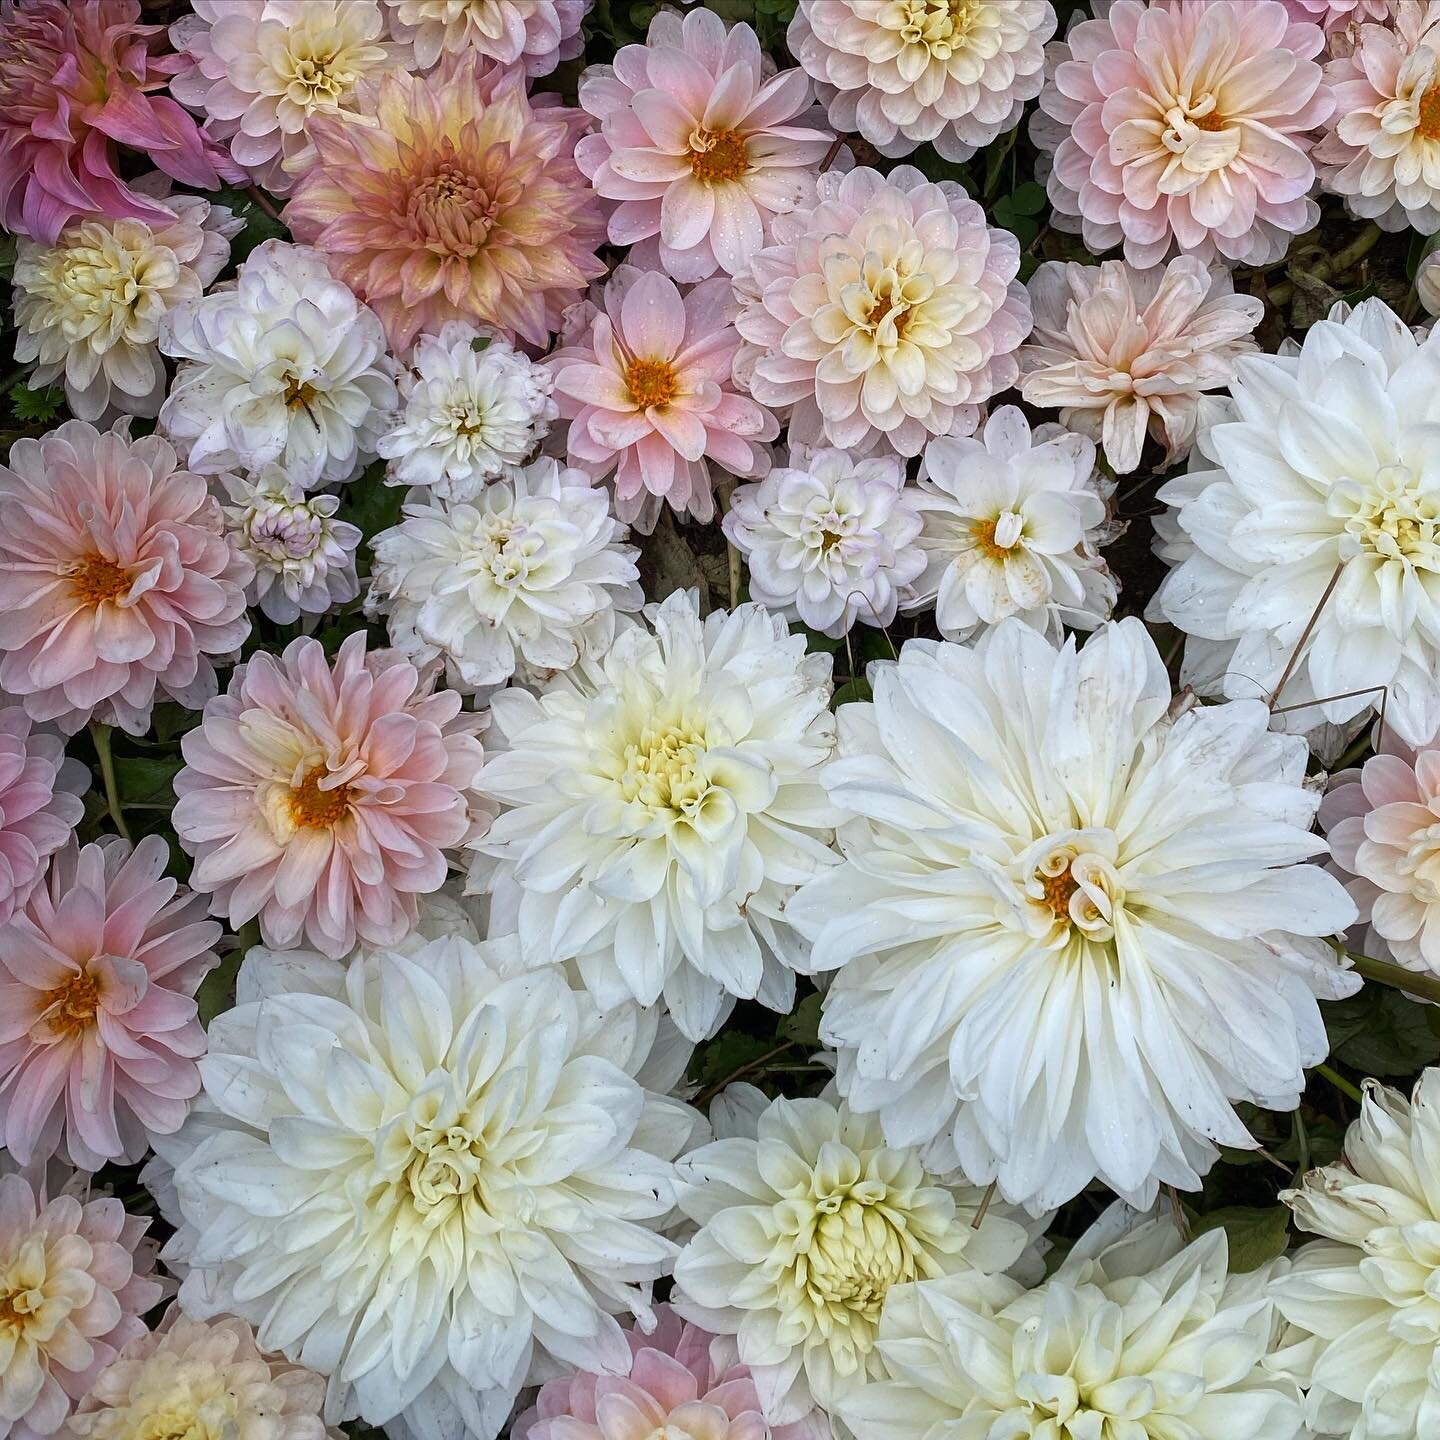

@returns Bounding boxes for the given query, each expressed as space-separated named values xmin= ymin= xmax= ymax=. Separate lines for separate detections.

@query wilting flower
xmin=219 ymin=469 xmax=361 ymax=624
xmin=1019 ymin=257 xmax=1264 ymax=475
xmin=159 ymin=240 xmax=398 ymax=489
xmin=378 ymin=324 xmax=557 ymax=502
xmin=905 ymin=406 xmax=1115 ymax=643
xmin=723 ymin=449 xmax=924 ymax=638
xmin=285 ymin=55 xmax=606 ymax=352
xmin=0 ymin=0 xmax=240 ymax=243
xmin=471 ymin=589 xmax=840 ymax=1041
xmin=672 ymin=1094 xmax=1036 ymax=1421
xmin=174 ymin=633 xmax=487 ymax=960
xmin=0 ymin=1169 xmax=164 ymax=1440
xmin=0 ymin=709 xmax=86 ymax=929
xmin=735 ymin=165 xmax=1029 ymax=458
xmin=788 ymin=0 xmax=1055 ymax=161
xmin=1032 ymin=0 xmax=1334 ymax=269
xmin=381 ymin=0 xmax=588 ymax=75
xmin=168 ymin=1 xmax=408 ymax=194
xmin=0 ymin=420 xmax=252 ymax=736
xmin=158 ymin=937 xmax=693 ymax=1440
xmin=0 ymin=835 xmax=221 ymax=1171
xmin=1152 ymin=298 xmax=1440 ymax=747
xmin=575 ymin=8 xmax=832 ymax=282
xmin=1276 ymin=1070 xmax=1440 ymax=1439
xmin=551 ymin=268 xmax=778 ymax=531
xmin=12 ymin=186 xmax=240 ymax=422
xmin=786 ymin=619 xmax=1358 ymax=1212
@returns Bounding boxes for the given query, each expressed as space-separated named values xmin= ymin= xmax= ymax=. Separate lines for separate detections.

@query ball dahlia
xmin=381 ymin=0 xmax=588 ymax=76
xmin=0 ymin=708 xmax=86 ymax=929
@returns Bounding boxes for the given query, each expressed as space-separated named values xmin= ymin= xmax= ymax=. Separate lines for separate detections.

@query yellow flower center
xmin=890 ymin=0 xmax=982 ymax=57
xmin=288 ymin=765 xmax=353 ymax=829
xmin=1420 ymin=87 xmax=1440 ymax=142
xmin=688 ymin=127 xmax=750 ymax=185
xmin=625 ymin=357 xmax=679 ymax=410
xmin=804 ymin=1195 xmax=919 ymax=1323
xmin=406 ymin=1125 xmax=484 ymax=1211
xmin=1192 ymin=110 xmax=1228 ymax=132
xmin=1037 ymin=865 xmax=1079 ymax=922
xmin=621 ymin=722 xmax=709 ymax=816
xmin=284 ymin=374 xmax=318 ymax=410
xmin=69 ymin=554 xmax=132 ymax=607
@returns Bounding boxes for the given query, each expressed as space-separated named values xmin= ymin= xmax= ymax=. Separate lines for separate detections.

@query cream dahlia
xmin=789 ymin=0 xmax=1055 ymax=161
xmin=382 ymin=0 xmax=588 ymax=75
xmin=0 ymin=420 xmax=252 ymax=736
xmin=735 ymin=165 xmax=1030 ymax=458
xmin=0 ymin=709 xmax=86 ymax=929
xmin=1032 ymin=0 xmax=1334 ymax=269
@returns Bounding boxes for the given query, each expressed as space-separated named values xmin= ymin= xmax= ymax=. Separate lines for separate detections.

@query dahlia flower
xmin=551 ymin=268 xmax=778 ymax=531
xmin=0 ymin=0 xmax=241 ymax=243
xmin=368 ymin=458 xmax=642 ymax=693
xmin=0 ymin=1169 xmax=164 ymax=1440
xmin=1275 ymin=1070 xmax=1440 ymax=1438
xmin=1284 ymin=0 xmax=1394 ymax=31
xmin=843 ymin=1213 xmax=1304 ymax=1440
xmin=722 ymin=449 xmax=924 ymax=638
xmin=174 ymin=633 xmax=487 ymax=960
xmin=1152 ymin=298 xmax=1440 ymax=747
xmin=219 ymin=470 xmax=361 ymax=625
xmin=159 ymin=240 xmax=398 ymax=489
xmin=377 ymin=324 xmax=558 ymax=502
xmin=284 ymin=55 xmax=606 ymax=352
xmin=158 ymin=936 xmax=694 ymax=1440
xmin=470 ymin=588 xmax=840 ymax=1042
xmin=1420 ymin=249 xmax=1440 ymax=316
xmin=671 ymin=1094 xmax=1036 ymax=1422
xmin=905 ymin=406 xmax=1116 ymax=643
xmin=735 ymin=165 xmax=1030 ymax=458
xmin=1019 ymin=257 xmax=1264 ymax=476
xmin=1032 ymin=0 xmax=1334 ymax=269
xmin=382 ymin=0 xmax=588 ymax=75
xmin=575 ymin=7 xmax=833 ymax=282
xmin=0 ymin=420 xmax=252 ymax=737
xmin=785 ymin=618 xmax=1358 ymax=1213
xmin=788 ymin=0 xmax=1055 ymax=161
xmin=1316 ymin=0 xmax=1440 ymax=235
xmin=168 ymin=1 xmax=409 ymax=195
xmin=0 ymin=710 xmax=86 ymax=929
xmin=12 ymin=186 xmax=240 ymax=422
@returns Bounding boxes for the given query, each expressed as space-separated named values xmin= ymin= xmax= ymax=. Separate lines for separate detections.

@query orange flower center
xmin=288 ymin=764 xmax=353 ymax=829
xmin=1039 ymin=867 xmax=1079 ymax=921
xmin=69 ymin=554 xmax=131 ymax=607
xmin=625 ymin=358 xmax=679 ymax=410
xmin=284 ymin=374 xmax=319 ymax=410
xmin=689 ymin=128 xmax=750 ymax=185
xmin=42 ymin=971 xmax=99 ymax=1039
xmin=1192 ymin=110 xmax=1228 ymax=133
xmin=1419 ymin=88 xmax=1440 ymax=141
xmin=971 ymin=517 xmax=1011 ymax=561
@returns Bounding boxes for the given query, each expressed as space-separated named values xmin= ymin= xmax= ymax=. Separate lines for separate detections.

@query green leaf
xmin=9 ymin=380 xmax=64 ymax=424
xmin=690 ymin=1030 xmax=776 ymax=1091
xmin=113 ymin=755 xmax=184 ymax=807
xmin=1323 ymin=987 xmax=1440 ymax=1076
xmin=1189 ymin=1205 xmax=1290 ymax=1273
xmin=212 ymin=186 xmax=287 ymax=265
xmin=778 ymin=991 xmax=823 ymax=1049
xmin=832 ymin=677 xmax=872 ymax=708
xmin=341 ymin=461 xmax=405 ymax=546
xmin=197 ymin=947 xmax=243 ymax=1028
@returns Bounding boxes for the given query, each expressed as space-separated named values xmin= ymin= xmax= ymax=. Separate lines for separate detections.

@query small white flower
xmin=905 ymin=405 xmax=1116 ymax=643
xmin=159 ymin=239 xmax=398 ymax=489
xmin=377 ymin=324 xmax=558 ymax=502
xmin=722 ymin=448 xmax=924 ymax=638
xmin=367 ymin=457 xmax=642 ymax=693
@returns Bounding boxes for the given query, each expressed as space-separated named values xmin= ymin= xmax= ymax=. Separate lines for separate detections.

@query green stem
xmin=89 ymin=722 xmax=130 ymax=840
xmin=1314 ymin=1063 xmax=1363 ymax=1105
xmin=1268 ymin=223 xmax=1382 ymax=306
xmin=1343 ymin=946 xmax=1440 ymax=1006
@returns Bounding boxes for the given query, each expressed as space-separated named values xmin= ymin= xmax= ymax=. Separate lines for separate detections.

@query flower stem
xmin=1343 ymin=947 xmax=1440 ymax=1006
xmin=1314 ymin=1063 xmax=1363 ymax=1105
xmin=1267 ymin=223 xmax=1382 ymax=306
xmin=89 ymin=721 xmax=131 ymax=840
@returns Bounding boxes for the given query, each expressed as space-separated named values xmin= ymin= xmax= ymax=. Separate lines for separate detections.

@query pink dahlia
xmin=1032 ymin=0 xmax=1335 ymax=269
xmin=0 ymin=709 xmax=86 ymax=928
xmin=0 ymin=421 xmax=253 ymax=737
xmin=550 ymin=267 xmax=778 ymax=530
xmin=1283 ymin=0 xmax=1393 ymax=31
xmin=382 ymin=0 xmax=589 ymax=76
xmin=0 ymin=0 xmax=241 ymax=244
xmin=0 ymin=835 xmax=222 ymax=1170
xmin=174 ymin=633 xmax=489 ymax=959
xmin=0 ymin=1169 xmax=164 ymax=1440
xmin=575 ymin=7 xmax=833 ymax=282
xmin=284 ymin=54 xmax=606 ymax=352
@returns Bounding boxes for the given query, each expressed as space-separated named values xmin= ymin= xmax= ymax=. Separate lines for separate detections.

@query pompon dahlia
xmin=173 ymin=633 xmax=488 ymax=960
xmin=575 ymin=7 xmax=833 ymax=283
xmin=0 ymin=420 xmax=253 ymax=737
xmin=735 ymin=165 xmax=1029 ymax=459
xmin=284 ymin=55 xmax=606 ymax=353
xmin=381 ymin=0 xmax=589 ymax=76
xmin=1032 ymin=0 xmax=1334 ymax=270
xmin=788 ymin=0 xmax=1055 ymax=162
xmin=0 ymin=0 xmax=241 ymax=244
xmin=0 ymin=709 xmax=86 ymax=930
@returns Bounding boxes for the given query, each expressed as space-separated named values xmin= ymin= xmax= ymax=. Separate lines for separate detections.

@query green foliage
xmin=9 ymin=379 xmax=63 ymax=424
xmin=1188 ymin=1205 xmax=1291 ymax=1273
xmin=1323 ymin=986 xmax=1440 ymax=1077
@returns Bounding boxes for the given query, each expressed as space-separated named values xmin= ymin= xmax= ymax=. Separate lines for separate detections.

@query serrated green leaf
xmin=779 ymin=991 xmax=823 ymax=1048
xmin=1189 ymin=1205 xmax=1290 ymax=1273
xmin=690 ymin=1030 xmax=776 ymax=1091
xmin=10 ymin=380 xmax=64 ymax=423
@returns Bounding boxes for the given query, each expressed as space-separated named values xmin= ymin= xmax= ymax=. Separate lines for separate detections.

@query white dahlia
xmin=1152 ymin=298 xmax=1440 ymax=747
xmin=785 ymin=618 xmax=1358 ymax=1213
xmin=470 ymin=589 xmax=841 ymax=1041
xmin=367 ymin=458 xmax=642 ymax=693
xmin=905 ymin=405 xmax=1115 ymax=643
xmin=156 ymin=936 xmax=696 ymax=1440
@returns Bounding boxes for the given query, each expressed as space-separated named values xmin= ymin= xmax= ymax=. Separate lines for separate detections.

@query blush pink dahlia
xmin=284 ymin=54 xmax=606 ymax=352
xmin=551 ymin=267 xmax=779 ymax=531
xmin=575 ymin=7 xmax=833 ymax=282
xmin=174 ymin=633 xmax=489 ymax=959
xmin=0 ymin=835 xmax=221 ymax=1171
xmin=0 ymin=0 xmax=241 ymax=244
xmin=1032 ymin=0 xmax=1335 ymax=269
xmin=0 ymin=710 xmax=86 ymax=929
xmin=0 ymin=421 xmax=253 ymax=737
xmin=1283 ymin=0 xmax=1392 ymax=31
xmin=382 ymin=0 xmax=589 ymax=76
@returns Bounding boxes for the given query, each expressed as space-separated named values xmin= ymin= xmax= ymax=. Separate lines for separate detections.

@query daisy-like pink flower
xmin=550 ymin=267 xmax=779 ymax=531
xmin=284 ymin=54 xmax=606 ymax=352
xmin=174 ymin=633 xmax=489 ymax=959
xmin=1032 ymin=0 xmax=1335 ymax=269
xmin=0 ymin=710 xmax=86 ymax=929
xmin=0 ymin=0 xmax=241 ymax=243
xmin=382 ymin=0 xmax=589 ymax=75
xmin=575 ymin=7 xmax=833 ymax=282
xmin=0 ymin=421 xmax=253 ymax=738
xmin=1284 ymin=0 xmax=1393 ymax=31
xmin=0 ymin=835 xmax=221 ymax=1171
